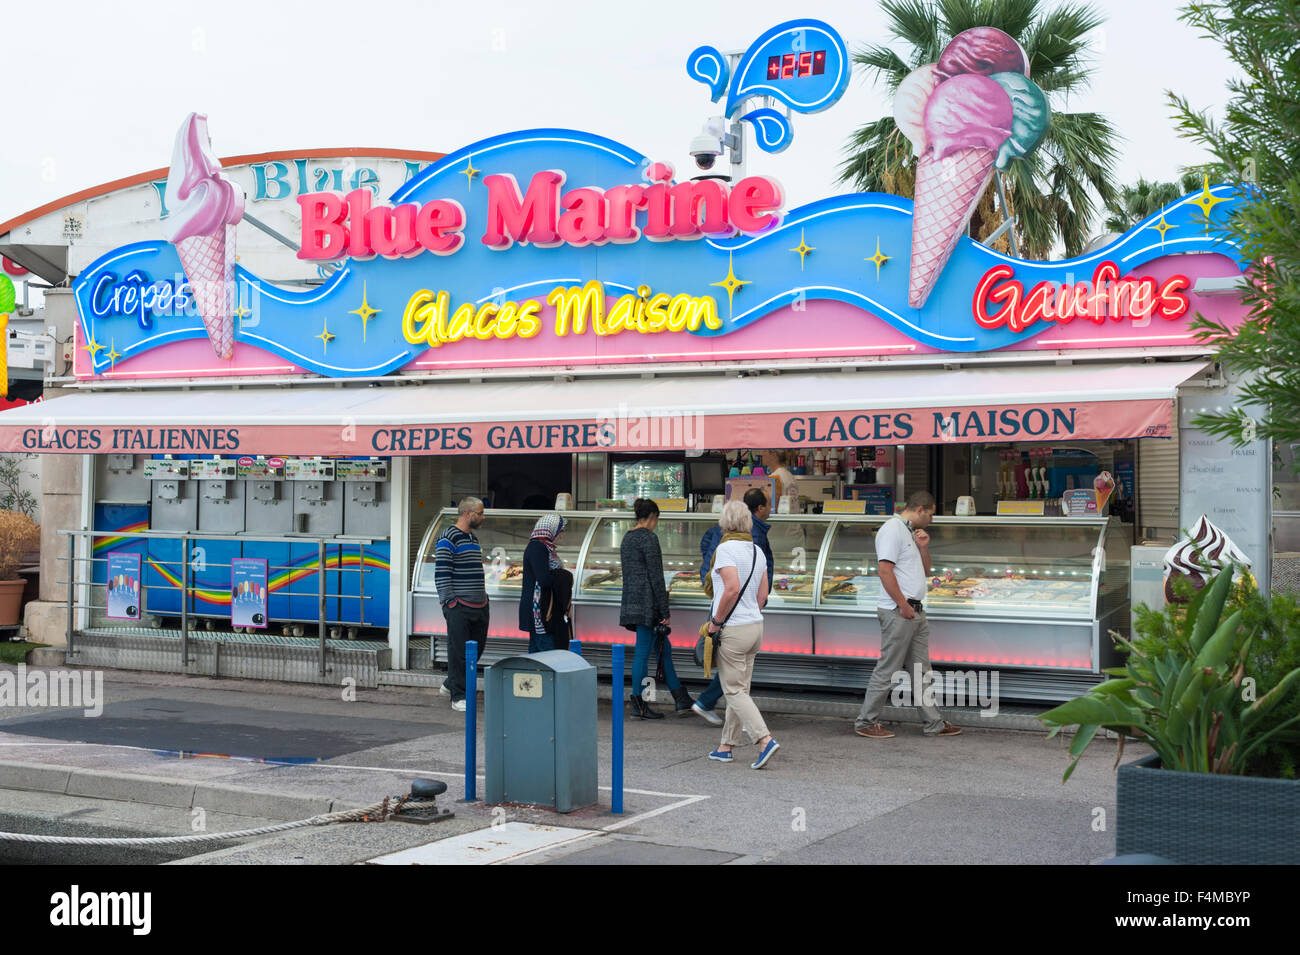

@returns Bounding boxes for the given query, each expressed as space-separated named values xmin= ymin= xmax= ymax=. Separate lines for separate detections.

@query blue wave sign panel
xmin=72 ymin=128 xmax=1245 ymax=382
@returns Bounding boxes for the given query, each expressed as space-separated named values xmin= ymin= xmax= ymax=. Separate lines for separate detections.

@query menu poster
xmin=231 ymin=558 xmax=269 ymax=629
xmin=106 ymin=553 xmax=142 ymax=620
xmin=1115 ymin=460 xmax=1136 ymax=503
xmin=1063 ymin=488 xmax=1100 ymax=516
xmin=844 ymin=485 xmax=895 ymax=515
xmin=1180 ymin=387 xmax=1271 ymax=595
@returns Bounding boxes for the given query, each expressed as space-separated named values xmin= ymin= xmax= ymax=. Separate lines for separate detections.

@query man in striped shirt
xmin=435 ymin=496 xmax=488 ymax=711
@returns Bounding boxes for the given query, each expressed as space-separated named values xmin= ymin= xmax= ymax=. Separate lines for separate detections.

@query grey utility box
xmin=485 ymin=651 xmax=597 ymax=813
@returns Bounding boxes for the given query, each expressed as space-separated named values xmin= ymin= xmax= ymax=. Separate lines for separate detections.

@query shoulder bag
xmin=694 ymin=543 xmax=759 ymax=676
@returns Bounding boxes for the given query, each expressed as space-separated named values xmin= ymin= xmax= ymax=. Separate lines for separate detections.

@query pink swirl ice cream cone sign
xmin=894 ymin=27 xmax=1051 ymax=308
xmin=161 ymin=113 xmax=246 ymax=360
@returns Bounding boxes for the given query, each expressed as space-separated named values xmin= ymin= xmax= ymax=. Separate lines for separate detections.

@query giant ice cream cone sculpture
xmin=161 ymin=114 xmax=245 ymax=360
xmin=894 ymin=28 xmax=1050 ymax=308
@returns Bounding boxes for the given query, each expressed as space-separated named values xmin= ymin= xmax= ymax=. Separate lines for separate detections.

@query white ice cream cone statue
xmin=161 ymin=113 xmax=245 ymax=360
xmin=893 ymin=28 xmax=1050 ymax=309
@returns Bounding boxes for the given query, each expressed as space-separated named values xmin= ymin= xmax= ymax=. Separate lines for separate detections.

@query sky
xmin=0 ymin=0 xmax=1237 ymax=237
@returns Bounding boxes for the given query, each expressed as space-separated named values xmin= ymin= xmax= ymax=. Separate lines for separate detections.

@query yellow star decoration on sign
xmin=348 ymin=282 xmax=381 ymax=342
xmin=789 ymin=229 xmax=815 ymax=270
xmin=316 ymin=318 xmax=336 ymax=353
xmin=865 ymin=237 xmax=891 ymax=280
xmin=106 ymin=340 xmax=121 ymax=369
xmin=233 ymin=303 xmax=253 ymax=329
xmin=709 ymin=252 xmax=751 ymax=317
xmin=461 ymin=157 xmax=479 ymax=191
xmin=1190 ymin=174 xmax=1228 ymax=223
xmin=1148 ymin=215 xmax=1176 ymax=245
xmin=82 ymin=337 xmax=104 ymax=359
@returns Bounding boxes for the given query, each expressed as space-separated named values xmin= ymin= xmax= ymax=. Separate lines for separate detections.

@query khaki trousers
xmin=716 ymin=620 xmax=769 ymax=747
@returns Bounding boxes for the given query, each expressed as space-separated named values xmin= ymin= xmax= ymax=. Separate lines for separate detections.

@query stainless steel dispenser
xmin=145 ymin=458 xmax=197 ymax=531
xmin=339 ymin=458 xmax=390 ymax=539
xmin=287 ymin=457 xmax=342 ymax=537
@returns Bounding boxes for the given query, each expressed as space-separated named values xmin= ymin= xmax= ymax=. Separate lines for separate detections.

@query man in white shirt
xmin=854 ymin=490 xmax=961 ymax=739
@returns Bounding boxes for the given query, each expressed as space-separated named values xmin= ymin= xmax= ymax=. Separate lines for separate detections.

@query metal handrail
xmin=58 ymin=529 xmax=382 ymax=677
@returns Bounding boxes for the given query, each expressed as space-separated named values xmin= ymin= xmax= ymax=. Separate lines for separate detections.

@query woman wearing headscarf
xmin=519 ymin=512 xmax=567 ymax=652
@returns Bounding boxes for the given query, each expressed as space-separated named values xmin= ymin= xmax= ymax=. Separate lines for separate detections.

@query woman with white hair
xmin=703 ymin=499 xmax=779 ymax=769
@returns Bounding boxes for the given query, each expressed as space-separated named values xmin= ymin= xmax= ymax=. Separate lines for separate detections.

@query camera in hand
xmin=653 ymin=622 xmax=671 ymax=640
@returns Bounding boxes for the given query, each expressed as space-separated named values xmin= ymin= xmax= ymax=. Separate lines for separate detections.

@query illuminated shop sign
xmin=70 ymin=21 xmax=1246 ymax=382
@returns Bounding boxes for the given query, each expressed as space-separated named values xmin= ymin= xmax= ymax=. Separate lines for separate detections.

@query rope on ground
xmin=0 ymin=796 xmax=441 ymax=846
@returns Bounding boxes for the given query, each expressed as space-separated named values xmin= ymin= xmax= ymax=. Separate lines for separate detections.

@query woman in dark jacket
xmin=619 ymin=499 xmax=693 ymax=719
xmin=519 ymin=513 xmax=566 ymax=652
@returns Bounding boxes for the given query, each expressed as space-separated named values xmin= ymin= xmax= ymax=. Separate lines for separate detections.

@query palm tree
xmin=839 ymin=0 xmax=1120 ymax=259
xmin=1103 ymin=172 xmax=1204 ymax=233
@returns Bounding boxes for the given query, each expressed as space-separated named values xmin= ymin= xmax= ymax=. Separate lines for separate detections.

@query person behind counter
xmin=705 ymin=499 xmax=779 ymax=769
xmin=694 ymin=488 xmax=775 ymax=726
xmin=519 ymin=513 xmax=567 ymax=652
xmin=434 ymin=496 xmax=488 ymax=713
xmin=619 ymin=498 xmax=694 ymax=719
xmin=854 ymin=490 xmax=962 ymax=739
xmin=769 ymin=449 xmax=797 ymax=506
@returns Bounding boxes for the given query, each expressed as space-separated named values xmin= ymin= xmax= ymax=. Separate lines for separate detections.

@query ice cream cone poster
xmin=161 ymin=113 xmax=245 ymax=361
xmin=894 ymin=28 xmax=1050 ymax=308
xmin=231 ymin=557 xmax=268 ymax=629
xmin=106 ymin=553 xmax=142 ymax=620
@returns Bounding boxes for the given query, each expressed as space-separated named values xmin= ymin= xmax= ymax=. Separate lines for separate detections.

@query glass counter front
xmin=413 ymin=513 xmax=596 ymax=598
xmin=411 ymin=509 xmax=1124 ymax=676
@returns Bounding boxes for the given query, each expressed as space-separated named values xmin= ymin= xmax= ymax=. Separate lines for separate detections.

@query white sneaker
xmin=692 ymin=702 xmax=723 ymax=726
xmin=451 ymin=699 xmax=467 ymax=712
xmin=439 ymin=684 xmax=451 ymax=697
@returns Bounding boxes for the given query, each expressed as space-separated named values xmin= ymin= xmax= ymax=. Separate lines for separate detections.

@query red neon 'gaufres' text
xmin=298 ymin=190 xmax=465 ymax=260
xmin=973 ymin=261 xmax=1190 ymax=333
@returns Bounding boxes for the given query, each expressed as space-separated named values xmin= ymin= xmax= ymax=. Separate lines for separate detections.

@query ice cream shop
xmin=0 ymin=19 xmax=1272 ymax=701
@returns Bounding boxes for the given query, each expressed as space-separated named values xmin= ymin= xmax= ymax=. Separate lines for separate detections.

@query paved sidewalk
xmin=0 ymin=665 xmax=1136 ymax=864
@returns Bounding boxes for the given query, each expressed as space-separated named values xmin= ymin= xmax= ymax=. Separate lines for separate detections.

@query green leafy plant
xmin=1041 ymin=567 xmax=1300 ymax=780
xmin=0 ymin=453 xmax=38 ymax=518
xmin=1166 ymin=0 xmax=1300 ymax=446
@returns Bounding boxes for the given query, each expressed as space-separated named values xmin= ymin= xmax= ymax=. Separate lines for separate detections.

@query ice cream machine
xmin=240 ymin=456 xmax=292 ymax=534
xmin=287 ymin=457 xmax=342 ymax=537
xmin=145 ymin=458 xmax=198 ymax=532
xmin=339 ymin=458 xmax=390 ymax=539
xmin=193 ymin=457 xmax=244 ymax=534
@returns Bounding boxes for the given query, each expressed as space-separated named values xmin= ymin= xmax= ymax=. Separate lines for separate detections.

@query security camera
xmin=690 ymin=117 xmax=728 ymax=170
xmin=690 ymin=133 xmax=722 ymax=170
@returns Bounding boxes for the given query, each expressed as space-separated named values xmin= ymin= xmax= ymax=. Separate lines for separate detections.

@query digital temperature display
xmin=766 ymin=50 xmax=827 ymax=80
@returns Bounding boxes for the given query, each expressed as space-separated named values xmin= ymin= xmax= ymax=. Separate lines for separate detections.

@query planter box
xmin=1117 ymin=753 xmax=1300 ymax=864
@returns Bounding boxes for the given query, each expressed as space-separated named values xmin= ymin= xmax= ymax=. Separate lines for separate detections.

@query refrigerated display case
xmin=411 ymin=510 xmax=1132 ymax=699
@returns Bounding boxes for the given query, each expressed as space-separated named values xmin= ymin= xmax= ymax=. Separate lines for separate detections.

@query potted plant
xmin=1040 ymin=567 xmax=1300 ymax=864
xmin=0 ymin=509 xmax=40 ymax=626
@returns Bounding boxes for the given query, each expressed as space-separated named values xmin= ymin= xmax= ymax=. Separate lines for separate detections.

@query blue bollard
xmin=569 ymin=639 xmax=582 ymax=656
xmin=612 ymin=642 xmax=624 ymax=815
xmin=465 ymin=639 xmax=478 ymax=801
